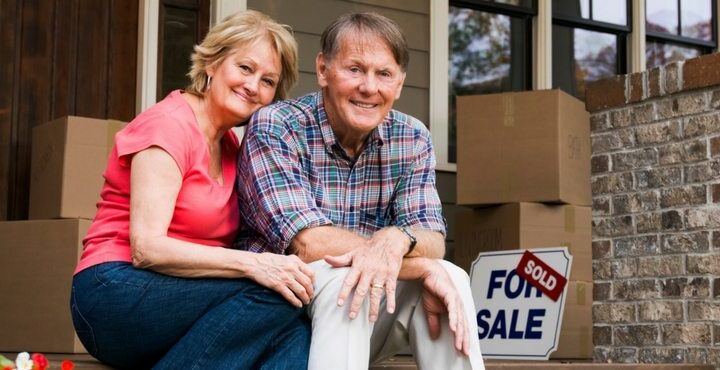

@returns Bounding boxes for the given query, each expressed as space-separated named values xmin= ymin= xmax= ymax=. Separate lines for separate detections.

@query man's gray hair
xmin=320 ymin=12 xmax=409 ymax=72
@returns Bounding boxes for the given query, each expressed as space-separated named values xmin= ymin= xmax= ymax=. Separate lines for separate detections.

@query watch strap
xmin=398 ymin=226 xmax=417 ymax=256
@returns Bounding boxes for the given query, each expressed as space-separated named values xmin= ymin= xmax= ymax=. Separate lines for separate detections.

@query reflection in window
xmin=592 ymin=0 xmax=627 ymax=26
xmin=681 ymin=0 xmax=712 ymax=41
xmin=448 ymin=6 xmax=529 ymax=163
xmin=646 ymin=0 xmax=678 ymax=34
xmin=553 ymin=0 xmax=627 ymax=26
xmin=646 ymin=0 xmax=712 ymax=41
xmin=645 ymin=0 xmax=714 ymax=68
xmin=450 ymin=9 xmax=510 ymax=95
xmin=646 ymin=41 xmax=702 ymax=69
xmin=160 ymin=7 xmax=198 ymax=99
xmin=553 ymin=26 xmax=618 ymax=99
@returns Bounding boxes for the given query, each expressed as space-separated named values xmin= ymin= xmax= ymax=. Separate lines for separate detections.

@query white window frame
xmin=630 ymin=0 xmax=646 ymax=72
xmin=136 ymin=0 xmax=246 ymax=114
xmin=429 ymin=0 xmax=453 ymax=171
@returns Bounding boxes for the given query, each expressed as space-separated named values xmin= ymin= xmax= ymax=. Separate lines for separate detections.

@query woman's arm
xmin=129 ymin=147 xmax=314 ymax=306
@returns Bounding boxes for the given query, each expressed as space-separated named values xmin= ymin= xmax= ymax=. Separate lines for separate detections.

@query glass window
xmin=553 ymin=0 xmax=589 ymax=21
xmin=645 ymin=0 xmax=715 ymax=69
xmin=157 ymin=0 xmax=209 ymax=100
xmin=553 ymin=0 xmax=628 ymax=26
xmin=681 ymin=0 xmax=712 ymax=41
xmin=448 ymin=4 xmax=531 ymax=163
xmin=553 ymin=26 xmax=619 ymax=99
xmin=592 ymin=0 xmax=627 ymax=26
xmin=646 ymin=0 xmax=678 ymax=34
xmin=160 ymin=7 xmax=199 ymax=98
xmin=552 ymin=0 xmax=627 ymax=100
xmin=646 ymin=40 xmax=703 ymax=68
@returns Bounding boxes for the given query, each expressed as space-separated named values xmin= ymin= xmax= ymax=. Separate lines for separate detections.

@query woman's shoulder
xmin=123 ymin=91 xmax=197 ymax=138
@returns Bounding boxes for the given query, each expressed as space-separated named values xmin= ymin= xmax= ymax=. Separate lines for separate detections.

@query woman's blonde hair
xmin=186 ymin=10 xmax=298 ymax=101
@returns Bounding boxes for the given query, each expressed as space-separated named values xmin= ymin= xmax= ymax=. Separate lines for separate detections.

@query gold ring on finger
xmin=371 ymin=283 xmax=384 ymax=289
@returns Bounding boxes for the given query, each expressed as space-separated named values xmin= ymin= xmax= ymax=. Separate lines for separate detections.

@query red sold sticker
xmin=515 ymin=250 xmax=568 ymax=301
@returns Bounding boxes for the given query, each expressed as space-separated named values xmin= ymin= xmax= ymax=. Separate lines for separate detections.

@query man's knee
xmin=310 ymin=262 xmax=352 ymax=307
xmin=437 ymin=260 xmax=471 ymax=285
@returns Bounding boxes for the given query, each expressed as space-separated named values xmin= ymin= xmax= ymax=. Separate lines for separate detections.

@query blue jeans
xmin=71 ymin=262 xmax=310 ymax=370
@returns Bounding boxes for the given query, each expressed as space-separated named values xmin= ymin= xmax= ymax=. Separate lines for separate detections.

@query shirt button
xmin=349 ymin=206 xmax=355 ymax=212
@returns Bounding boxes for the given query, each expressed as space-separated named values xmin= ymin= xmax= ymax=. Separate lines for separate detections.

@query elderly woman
xmin=70 ymin=10 xmax=312 ymax=370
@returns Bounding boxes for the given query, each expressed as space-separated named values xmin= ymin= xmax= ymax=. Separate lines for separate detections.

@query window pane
xmin=553 ymin=26 xmax=618 ymax=99
xmin=681 ymin=0 xmax=712 ymax=41
xmin=553 ymin=0 xmax=590 ymax=19
xmin=593 ymin=0 xmax=627 ymax=25
xmin=160 ymin=7 xmax=199 ymax=99
xmin=646 ymin=0 xmax=679 ymax=35
xmin=553 ymin=0 xmax=627 ymax=25
xmin=448 ymin=6 xmax=529 ymax=163
xmin=646 ymin=40 xmax=703 ymax=68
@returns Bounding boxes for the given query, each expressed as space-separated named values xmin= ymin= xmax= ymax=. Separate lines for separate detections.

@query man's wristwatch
xmin=398 ymin=226 xmax=417 ymax=256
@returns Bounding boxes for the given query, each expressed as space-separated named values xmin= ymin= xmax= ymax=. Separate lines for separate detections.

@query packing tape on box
xmin=106 ymin=120 xmax=124 ymax=157
xmin=564 ymin=206 xmax=575 ymax=232
xmin=575 ymin=283 xmax=587 ymax=305
xmin=502 ymin=95 xmax=514 ymax=127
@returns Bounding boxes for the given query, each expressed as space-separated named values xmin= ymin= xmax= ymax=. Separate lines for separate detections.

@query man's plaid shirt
xmin=234 ymin=91 xmax=446 ymax=254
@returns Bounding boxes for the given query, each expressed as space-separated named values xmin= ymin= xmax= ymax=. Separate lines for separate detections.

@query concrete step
xmin=2 ymin=353 xmax=715 ymax=370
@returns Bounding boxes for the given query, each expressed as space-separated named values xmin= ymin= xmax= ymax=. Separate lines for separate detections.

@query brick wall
xmin=586 ymin=53 xmax=720 ymax=366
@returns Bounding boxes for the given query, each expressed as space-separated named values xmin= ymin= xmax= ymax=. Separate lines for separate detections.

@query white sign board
xmin=469 ymin=247 xmax=572 ymax=360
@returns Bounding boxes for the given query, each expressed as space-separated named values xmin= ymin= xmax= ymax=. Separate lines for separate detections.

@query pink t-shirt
xmin=75 ymin=90 xmax=240 ymax=274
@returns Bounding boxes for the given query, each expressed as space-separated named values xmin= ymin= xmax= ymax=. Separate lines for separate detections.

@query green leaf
xmin=0 ymin=354 xmax=14 ymax=367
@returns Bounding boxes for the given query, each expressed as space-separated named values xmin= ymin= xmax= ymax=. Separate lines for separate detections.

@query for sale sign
xmin=469 ymin=247 xmax=572 ymax=360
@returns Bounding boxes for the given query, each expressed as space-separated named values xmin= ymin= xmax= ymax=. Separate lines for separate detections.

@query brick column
xmin=586 ymin=53 xmax=720 ymax=366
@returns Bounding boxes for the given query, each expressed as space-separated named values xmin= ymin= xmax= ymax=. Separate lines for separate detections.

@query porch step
xmin=482 ymin=361 xmax=715 ymax=370
xmin=3 ymin=353 xmax=715 ymax=370
xmin=371 ymin=356 xmax=715 ymax=370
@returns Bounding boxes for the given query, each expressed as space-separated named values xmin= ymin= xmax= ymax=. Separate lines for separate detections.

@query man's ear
xmin=394 ymin=72 xmax=407 ymax=100
xmin=316 ymin=53 xmax=329 ymax=88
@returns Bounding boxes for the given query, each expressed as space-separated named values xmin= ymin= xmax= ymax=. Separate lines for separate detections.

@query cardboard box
xmin=454 ymin=202 xmax=591 ymax=281
xmin=456 ymin=89 xmax=591 ymax=206
xmin=551 ymin=281 xmax=592 ymax=359
xmin=0 ymin=219 xmax=91 ymax=353
xmin=29 ymin=116 xmax=125 ymax=220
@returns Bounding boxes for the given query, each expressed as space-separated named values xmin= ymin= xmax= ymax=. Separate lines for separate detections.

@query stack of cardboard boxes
xmin=453 ymin=90 xmax=593 ymax=359
xmin=0 ymin=116 xmax=124 ymax=353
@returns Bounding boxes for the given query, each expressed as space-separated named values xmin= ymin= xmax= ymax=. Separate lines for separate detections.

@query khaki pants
xmin=307 ymin=260 xmax=486 ymax=370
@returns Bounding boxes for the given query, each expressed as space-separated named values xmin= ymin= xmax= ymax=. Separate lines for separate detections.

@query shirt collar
xmin=315 ymin=91 xmax=387 ymax=156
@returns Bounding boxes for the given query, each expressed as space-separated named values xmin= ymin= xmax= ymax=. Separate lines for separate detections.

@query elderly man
xmin=236 ymin=12 xmax=485 ymax=370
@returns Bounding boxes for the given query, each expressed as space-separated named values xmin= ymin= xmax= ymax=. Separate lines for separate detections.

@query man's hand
xmin=420 ymin=260 xmax=470 ymax=356
xmin=323 ymin=227 xmax=409 ymax=322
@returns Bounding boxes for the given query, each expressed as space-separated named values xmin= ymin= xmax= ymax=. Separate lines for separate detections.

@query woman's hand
xmin=420 ymin=260 xmax=470 ymax=356
xmin=248 ymin=253 xmax=315 ymax=308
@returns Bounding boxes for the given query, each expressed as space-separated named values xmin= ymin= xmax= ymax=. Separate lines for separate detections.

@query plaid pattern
xmin=235 ymin=91 xmax=446 ymax=254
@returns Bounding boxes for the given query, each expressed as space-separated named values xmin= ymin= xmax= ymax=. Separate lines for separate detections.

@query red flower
xmin=2 ymin=366 xmax=12 ymax=370
xmin=60 ymin=360 xmax=75 ymax=370
xmin=31 ymin=353 xmax=48 ymax=370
